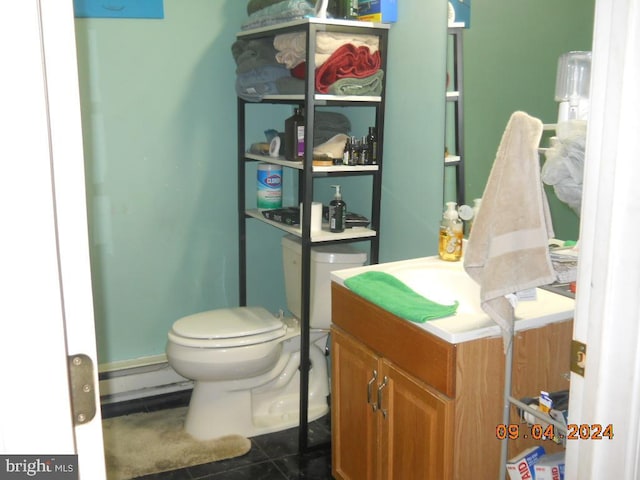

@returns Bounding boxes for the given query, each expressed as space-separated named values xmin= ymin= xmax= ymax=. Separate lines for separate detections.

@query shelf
xmin=253 ymin=94 xmax=382 ymax=103
xmin=508 ymin=396 xmax=567 ymax=445
xmin=245 ymin=153 xmax=379 ymax=172
xmin=236 ymin=17 xmax=391 ymax=38
xmin=245 ymin=209 xmax=377 ymax=243
xmin=445 ymin=26 xmax=465 ymax=206
xmin=237 ymin=16 xmax=388 ymax=454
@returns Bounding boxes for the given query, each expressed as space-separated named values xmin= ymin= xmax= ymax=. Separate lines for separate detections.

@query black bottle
xmin=367 ymin=126 xmax=378 ymax=164
xmin=329 ymin=185 xmax=346 ymax=233
xmin=284 ymin=108 xmax=305 ymax=161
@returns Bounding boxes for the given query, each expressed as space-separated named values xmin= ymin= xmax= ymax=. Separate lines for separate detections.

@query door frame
xmin=0 ymin=1 xmax=106 ymax=478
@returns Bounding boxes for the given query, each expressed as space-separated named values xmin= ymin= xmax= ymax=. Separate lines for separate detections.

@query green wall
xmin=462 ymin=0 xmax=594 ymax=240
xmin=76 ymin=2 xmax=245 ymax=363
xmin=75 ymin=0 xmax=592 ymax=365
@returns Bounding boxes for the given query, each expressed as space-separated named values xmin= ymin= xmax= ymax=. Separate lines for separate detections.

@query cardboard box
xmin=358 ymin=0 xmax=397 ymax=23
xmin=534 ymin=452 xmax=565 ymax=480
xmin=506 ymin=446 xmax=546 ymax=480
xmin=448 ymin=0 xmax=471 ymax=28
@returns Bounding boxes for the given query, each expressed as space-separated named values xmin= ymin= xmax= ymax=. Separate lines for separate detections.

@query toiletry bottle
xmin=439 ymin=202 xmax=463 ymax=261
xmin=329 ymin=185 xmax=347 ymax=233
xmin=366 ymin=126 xmax=378 ymax=164
xmin=284 ymin=107 xmax=305 ymax=161
xmin=349 ymin=136 xmax=359 ymax=166
xmin=342 ymin=136 xmax=351 ymax=166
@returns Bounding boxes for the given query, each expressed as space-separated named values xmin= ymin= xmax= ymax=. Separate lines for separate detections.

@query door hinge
xmin=570 ymin=340 xmax=587 ymax=377
xmin=68 ymin=354 xmax=97 ymax=425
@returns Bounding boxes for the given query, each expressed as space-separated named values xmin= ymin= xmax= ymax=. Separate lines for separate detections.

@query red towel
xmin=315 ymin=44 xmax=381 ymax=94
xmin=291 ymin=62 xmax=306 ymax=80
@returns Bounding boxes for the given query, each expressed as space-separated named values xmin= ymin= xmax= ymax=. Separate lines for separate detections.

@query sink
xmin=331 ymin=256 xmax=575 ymax=344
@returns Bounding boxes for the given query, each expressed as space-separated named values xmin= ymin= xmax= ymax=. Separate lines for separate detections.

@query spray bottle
xmin=439 ymin=202 xmax=463 ymax=261
xmin=329 ymin=185 xmax=346 ymax=233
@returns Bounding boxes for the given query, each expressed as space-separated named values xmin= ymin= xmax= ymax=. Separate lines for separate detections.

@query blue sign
xmin=74 ymin=0 xmax=164 ymax=19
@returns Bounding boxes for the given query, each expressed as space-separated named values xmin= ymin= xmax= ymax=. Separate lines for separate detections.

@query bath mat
xmin=102 ymin=407 xmax=251 ymax=480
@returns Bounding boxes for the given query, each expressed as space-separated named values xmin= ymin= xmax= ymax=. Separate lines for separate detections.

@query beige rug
xmin=102 ymin=407 xmax=252 ymax=480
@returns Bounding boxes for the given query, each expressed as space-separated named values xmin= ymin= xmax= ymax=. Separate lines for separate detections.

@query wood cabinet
xmin=331 ymin=282 xmax=572 ymax=480
xmin=332 ymin=328 xmax=453 ymax=480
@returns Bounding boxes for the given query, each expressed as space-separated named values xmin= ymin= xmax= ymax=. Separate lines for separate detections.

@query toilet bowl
xmin=166 ymin=235 xmax=367 ymax=440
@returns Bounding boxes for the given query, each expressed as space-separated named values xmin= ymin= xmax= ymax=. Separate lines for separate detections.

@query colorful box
xmin=358 ymin=0 xmax=398 ymax=23
xmin=506 ymin=446 xmax=546 ymax=480
xmin=534 ymin=452 xmax=565 ymax=480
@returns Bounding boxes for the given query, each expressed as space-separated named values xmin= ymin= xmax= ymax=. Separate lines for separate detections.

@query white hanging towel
xmin=463 ymin=111 xmax=557 ymax=351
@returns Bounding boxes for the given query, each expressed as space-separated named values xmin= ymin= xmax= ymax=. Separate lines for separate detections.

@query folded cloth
xmin=344 ymin=271 xmax=459 ymax=323
xmin=241 ymin=0 xmax=315 ymax=31
xmin=313 ymin=133 xmax=348 ymax=159
xmin=313 ymin=111 xmax=351 ymax=144
xmin=235 ymin=65 xmax=291 ymax=102
xmin=232 ymin=37 xmax=280 ymax=74
xmin=463 ymin=111 xmax=556 ymax=351
xmin=247 ymin=0 xmax=288 ymax=15
xmin=275 ymin=76 xmax=305 ymax=94
xmin=327 ymin=69 xmax=384 ymax=96
xmin=315 ymin=44 xmax=381 ymax=94
xmin=273 ymin=31 xmax=380 ymax=69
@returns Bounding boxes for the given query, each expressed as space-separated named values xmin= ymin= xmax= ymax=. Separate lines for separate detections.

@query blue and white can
xmin=257 ymin=163 xmax=282 ymax=209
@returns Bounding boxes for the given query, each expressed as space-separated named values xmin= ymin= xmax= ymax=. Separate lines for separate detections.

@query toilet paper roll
xmin=299 ymin=202 xmax=323 ymax=232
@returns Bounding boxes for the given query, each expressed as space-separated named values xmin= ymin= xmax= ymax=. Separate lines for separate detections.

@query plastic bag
xmin=541 ymin=120 xmax=586 ymax=216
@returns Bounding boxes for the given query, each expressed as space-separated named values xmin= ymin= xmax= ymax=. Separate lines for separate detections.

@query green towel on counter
xmin=344 ymin=271 xmax=459 ymax=323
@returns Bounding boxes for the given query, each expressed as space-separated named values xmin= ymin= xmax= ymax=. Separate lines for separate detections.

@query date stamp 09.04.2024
xmin=496 ymin=423 xmax=614 ymax=442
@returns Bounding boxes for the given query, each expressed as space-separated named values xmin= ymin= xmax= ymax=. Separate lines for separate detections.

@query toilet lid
xmin=169 ymin=306 xmax=286 ymax=348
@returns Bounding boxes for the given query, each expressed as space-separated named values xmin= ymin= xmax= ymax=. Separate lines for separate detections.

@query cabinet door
xmin=332 ymin=328 xmax=380 ymax=480
xmin=379 ymin=359 xmax=454 ymax=480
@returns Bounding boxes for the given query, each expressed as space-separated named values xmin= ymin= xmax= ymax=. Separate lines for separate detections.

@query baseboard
xmin=99 ymin=354 xmax=192 ymax=404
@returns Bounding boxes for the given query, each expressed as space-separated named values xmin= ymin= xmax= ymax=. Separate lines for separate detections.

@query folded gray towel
xmin=232 ymin=38 xmax=280 ymax=74
xmin=327 ymin=70 xmax=384 ymax=97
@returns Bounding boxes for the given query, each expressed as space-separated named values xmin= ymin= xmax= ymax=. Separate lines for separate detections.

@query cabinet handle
xmin=377 ymin=376 xmax=389 ymax=418
xmin=367 ymin=369 xmax=378 ymax=411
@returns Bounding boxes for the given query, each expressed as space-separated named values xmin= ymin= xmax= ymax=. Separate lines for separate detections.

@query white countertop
xmin=331 ymin=256 xmax=575 ymax=344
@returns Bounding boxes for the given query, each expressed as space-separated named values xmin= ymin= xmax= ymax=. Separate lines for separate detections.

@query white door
xmin=565 ymin=0 xmax=640 ymax=478
xmin=0 ymin=1 xmax=106 ymax=478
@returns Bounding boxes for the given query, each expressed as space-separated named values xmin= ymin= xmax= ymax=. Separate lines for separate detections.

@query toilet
xmin=166 ymin=234 xmax=367 ymax=440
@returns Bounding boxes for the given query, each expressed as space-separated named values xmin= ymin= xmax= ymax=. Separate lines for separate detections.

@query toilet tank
xmin=281 ymin=234 xmax=367 ymax=329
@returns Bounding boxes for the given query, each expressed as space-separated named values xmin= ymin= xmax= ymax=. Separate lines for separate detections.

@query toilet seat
xmin=169 ymin=306 xmax=287 ymax=348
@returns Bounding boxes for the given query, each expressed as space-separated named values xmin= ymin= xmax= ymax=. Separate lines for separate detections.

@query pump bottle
xmin=329 ymin=185 xmax=347 ymax=233
xmin=439 ymin=202 xmax=463 ymax=261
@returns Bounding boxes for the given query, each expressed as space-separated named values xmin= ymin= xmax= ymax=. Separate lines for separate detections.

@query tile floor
xmin=101 ymin=390 xmax=333 ymax=480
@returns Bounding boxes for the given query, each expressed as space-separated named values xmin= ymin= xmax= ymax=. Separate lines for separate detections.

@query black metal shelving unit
xmin=236 ymin=18 xmax=390 ymax=454
xmin=445 ymin=26 xmax=465 ymax=207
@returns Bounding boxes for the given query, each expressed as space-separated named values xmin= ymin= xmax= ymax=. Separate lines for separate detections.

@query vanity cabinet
xmin=331 ymin=282 xmax=571 ymax=480
xmin=332 ymin=328 xmax=453 ymax=480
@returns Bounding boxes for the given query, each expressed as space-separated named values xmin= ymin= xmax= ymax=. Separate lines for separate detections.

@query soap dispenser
xmin=439 ymin=201 xmax=463 ymax=261
xmin=329 ymin=185 xmax=346 ymax=233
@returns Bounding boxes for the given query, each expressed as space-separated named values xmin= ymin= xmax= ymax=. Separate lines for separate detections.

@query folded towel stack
xmin=273 ymin=31 xmax=384 ymax=96
xmin=232 ymin=3 xmax=385 ymax=100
